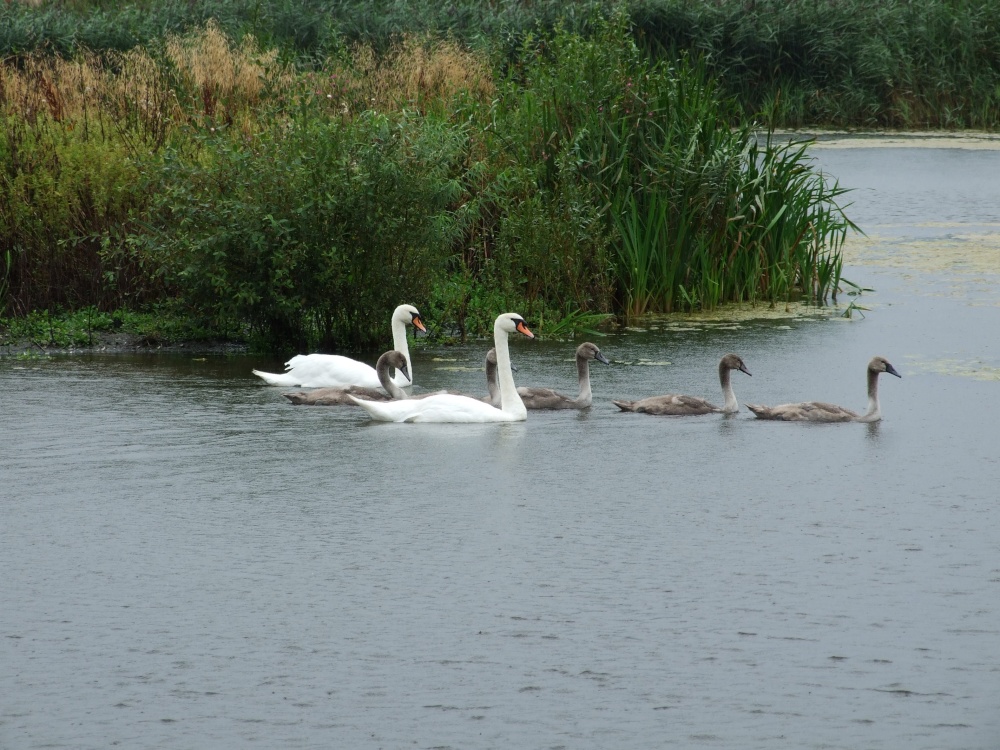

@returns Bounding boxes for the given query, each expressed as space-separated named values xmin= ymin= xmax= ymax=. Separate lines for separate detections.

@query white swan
xmin=282 ymin=350 xmax=410 ymax=405
xmin=745 ymin=356 xmax=901 ymax=423
xmin=613 ymin=354 xmax=751 ymax=415
xmin=350 ymin=313 xmax=534 ymax=422
xmin=289 ymin=347 xmax=501 ymax=406
xmin=252 ymin=304 xmax=425 ymax=388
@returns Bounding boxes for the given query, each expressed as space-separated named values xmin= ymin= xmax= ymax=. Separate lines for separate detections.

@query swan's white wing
xmin=280 ymin=354 xmax=381 ymax=388
xmin=350 ymin=393 xmax=521 ymax=423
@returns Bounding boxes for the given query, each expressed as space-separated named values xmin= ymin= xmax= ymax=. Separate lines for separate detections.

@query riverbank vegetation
xmin=13 ymin=1 xmax=987 ymax=351
xmin=6 ymin=0 xmax=1000 ymax=129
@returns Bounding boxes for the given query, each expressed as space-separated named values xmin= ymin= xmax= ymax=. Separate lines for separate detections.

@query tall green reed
xmin=494 ymin=14 xmax=853 ymax=316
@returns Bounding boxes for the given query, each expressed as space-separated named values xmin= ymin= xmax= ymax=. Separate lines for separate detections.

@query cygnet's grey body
xmin=745 ymin=356 xmax=900 ymax=423
xmin=517 ymin=342 xmax=611 ymax=410
xmin=613 ymin=354 xmax=751 ymax=416
xmin=283 ymin=350 xmax=409 ymax=405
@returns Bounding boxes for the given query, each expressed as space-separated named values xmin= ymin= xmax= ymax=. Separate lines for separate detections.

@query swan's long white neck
xmin=719 ymin=364 xmax=738 ymax=414
xmin=495 ymin=321 xmax=526 ymax=418
xmin=576 ymin=355 xmax=593 ymax=406
xmin=390 ymin=315 xmax=412 ymax=384
xmin=858 ymin=368 xmax=882 ymax=422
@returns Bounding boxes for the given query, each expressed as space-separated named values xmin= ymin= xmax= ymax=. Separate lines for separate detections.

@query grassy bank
xmin=1 ymin=14 xmax=855 ymax=353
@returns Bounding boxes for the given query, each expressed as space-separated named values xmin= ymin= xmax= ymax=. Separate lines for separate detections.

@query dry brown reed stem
xmin=165 ymin=20 xmax=292 ymax=124
xmin=337 ymin=36 xmax=494 ymax=114
xmin=1 ymin=52 xmax=106 ymax=123
xmin=0 ymin=48 xmax=182 ymax=145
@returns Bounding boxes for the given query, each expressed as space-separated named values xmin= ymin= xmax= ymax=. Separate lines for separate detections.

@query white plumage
xmin=252 ymin=304 xmax=425 ymax=388
xmin=351 ymin=313 xmax=533 ymax=423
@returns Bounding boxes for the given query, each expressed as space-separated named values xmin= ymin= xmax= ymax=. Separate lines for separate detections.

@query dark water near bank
xmin=3 ymin=139 xmax=999 ymax=749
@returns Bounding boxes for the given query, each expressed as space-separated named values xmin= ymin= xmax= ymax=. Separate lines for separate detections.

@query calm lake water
xmin=3 ymin=136 xmax=999 ymax=750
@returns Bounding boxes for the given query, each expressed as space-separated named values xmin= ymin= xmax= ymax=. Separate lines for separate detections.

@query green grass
xmin=0 ymin=306 xmax=221 ymax=349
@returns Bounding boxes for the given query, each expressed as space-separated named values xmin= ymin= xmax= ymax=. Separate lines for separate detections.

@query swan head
xmin=394 ymin=304 xmax=426 ymax=333
xmin=496 ymin=313 xmax=534 ymax=339
xmin=577 ymin=342 xmax=610 ymax=365
xmin=376 ymin=349 xmax=410 ymax=383
xmin=720 ymin=353 xmax=751 ymax=376
xmin=869 ymin=356 xmax=901 ymax=378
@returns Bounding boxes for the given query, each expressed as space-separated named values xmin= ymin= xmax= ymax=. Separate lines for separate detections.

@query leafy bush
xmin=0 ymin=114 xmax=149 ymax=315
xmin=142 ymin=107 xmax=468 ymax=353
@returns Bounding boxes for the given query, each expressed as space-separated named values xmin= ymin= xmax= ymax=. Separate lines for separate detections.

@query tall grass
xmin=5 ymin=0 xmax=1000 ymax=128
xmin=490 ymin=15 xmax=853 ymax=316
xmin=1 ymin=16 xmax=856 ymax=351
xmin=0 ymin=23 xmax=293 ymax=316
xmin=630 ymin=0 xmax=1000 ymax=128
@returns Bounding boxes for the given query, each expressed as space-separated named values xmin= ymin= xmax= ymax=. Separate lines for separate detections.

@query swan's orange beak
xmin=411 ymin=314 xmax=426 ymax=333
xmin=515 ymin=320 xmax=534 ymax=339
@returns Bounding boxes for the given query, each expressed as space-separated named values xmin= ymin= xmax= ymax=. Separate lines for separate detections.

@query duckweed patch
xmin=905 ymin=357 xmax=1000 ymax=382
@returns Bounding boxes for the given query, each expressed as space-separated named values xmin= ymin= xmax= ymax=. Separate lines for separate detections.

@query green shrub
xmin=142 ymin=107 xmax=468 ymax=353
xmin=0 ymin=114 xmax=150 ymax=315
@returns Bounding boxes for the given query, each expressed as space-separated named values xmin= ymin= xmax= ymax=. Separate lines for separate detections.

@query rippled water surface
xmin=3 ymin=138 xmax=1000 ymax=749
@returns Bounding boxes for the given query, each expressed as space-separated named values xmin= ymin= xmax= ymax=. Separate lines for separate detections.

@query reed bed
xmin=3 ymin=15 xmax=855 ymax=351
xmin=5 ymin=0 xmax=1000 ymax=128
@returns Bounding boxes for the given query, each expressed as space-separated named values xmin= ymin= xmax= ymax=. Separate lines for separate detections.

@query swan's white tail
xmin=349 ymin=395 xmax=401 ymax=421
xmin=252 ymin=369 xmax=299 ymax=387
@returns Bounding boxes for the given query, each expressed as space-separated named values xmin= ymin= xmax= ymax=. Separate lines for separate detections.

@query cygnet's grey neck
xmin=576 ymin=354 xmax=593 ymax=405
xmin=858 ymin=367 xmax=882 ymax=422
xmin=486 ymin=352 xmax=500 ymax=406
xmin=719 ymin=363 xmax=738 ymax=413
xmin=377 ymin=358 xmax=408 ymax=400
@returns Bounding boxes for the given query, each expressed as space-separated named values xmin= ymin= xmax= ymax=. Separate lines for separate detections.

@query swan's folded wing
xmin=628 ymin=394 xmax=720 ymax=416
xmin=350 ymin=393 xmax=516 ymax=423
xmin=285 ymin=386 xmax=387 ymax=405
xmin=747 ymin=401 xmax=857 ymax=421
xmin=517 ymin=386 xmax=576 ymax=410
xmin=282 ymin=354 xmax=381 ymax=388
xmin=795 ymin=401 xmax=858 ymax=421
